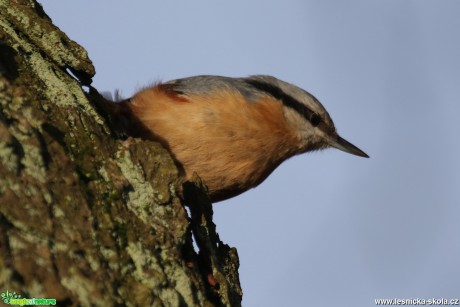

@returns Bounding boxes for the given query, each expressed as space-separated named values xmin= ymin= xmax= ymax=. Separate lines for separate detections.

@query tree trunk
xmin=0 ymin=1 xmax=242 ymax=306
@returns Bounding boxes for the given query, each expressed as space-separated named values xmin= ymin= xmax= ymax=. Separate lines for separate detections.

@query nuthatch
xmin=112 ymin=75 xmax=369 ymax=202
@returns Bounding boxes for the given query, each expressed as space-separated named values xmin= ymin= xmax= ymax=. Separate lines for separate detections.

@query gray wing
xmin=164 ymin=75 xmax=271 ymax=102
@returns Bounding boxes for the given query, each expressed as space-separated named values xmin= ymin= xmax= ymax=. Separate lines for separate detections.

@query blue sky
xmin=39 ymin=1 xmax=460 ymax=306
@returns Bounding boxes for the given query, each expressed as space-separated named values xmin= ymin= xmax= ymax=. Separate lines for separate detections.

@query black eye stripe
xmin=245 ymin=79 xmax=321 ymax=126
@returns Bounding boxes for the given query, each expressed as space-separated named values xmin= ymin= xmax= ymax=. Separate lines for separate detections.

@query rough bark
xmin=0 ymin=1 xmax=242 ymax=306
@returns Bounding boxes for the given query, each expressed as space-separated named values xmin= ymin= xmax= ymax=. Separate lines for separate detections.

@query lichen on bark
xmin=0 ymin=1 xmax=242 ymax=306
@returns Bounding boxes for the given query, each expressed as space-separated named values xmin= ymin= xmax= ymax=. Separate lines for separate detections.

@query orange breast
xmin=127 ymin=84 xmax=302 ymax=202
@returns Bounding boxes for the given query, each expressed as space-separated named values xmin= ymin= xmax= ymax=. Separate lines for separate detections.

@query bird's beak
xmin=328 ymin=135 xmax=369 ymax=158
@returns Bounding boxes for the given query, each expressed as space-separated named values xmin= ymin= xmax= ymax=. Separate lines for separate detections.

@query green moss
xmin=21 ymin=143 xmax=46 ymax=183
xmin=97 ymin=165 xmax=110 ymax=182
xmin=115 ymin=147 xmax=155 ymax=223
xmin=0 ymin=139 xmax=20 ymax=173
xmin=61 ymin=269 xmax=109 ymax=307
xmin=1 ymin=6 xmax=104 ymax=127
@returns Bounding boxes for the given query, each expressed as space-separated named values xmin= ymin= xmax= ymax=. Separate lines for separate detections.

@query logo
xmin=1 ymin=291 xmax=56 ymax=306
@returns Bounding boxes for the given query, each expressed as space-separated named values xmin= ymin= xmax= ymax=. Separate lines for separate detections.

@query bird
xmin=109 ymin=75 xmax=369 ymax=202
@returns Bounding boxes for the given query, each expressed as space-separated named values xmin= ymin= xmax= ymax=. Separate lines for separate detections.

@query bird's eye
xmin=310 ymin=113 xmax=321 ymax=127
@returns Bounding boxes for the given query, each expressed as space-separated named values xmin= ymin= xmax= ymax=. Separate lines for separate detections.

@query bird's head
xmin=244 ymin=75 xmax=369 ymax=158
